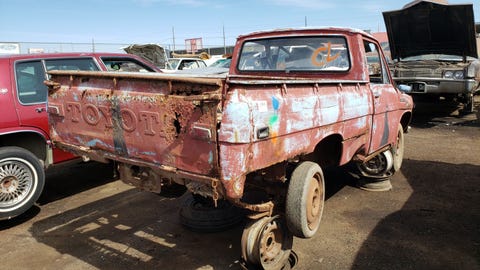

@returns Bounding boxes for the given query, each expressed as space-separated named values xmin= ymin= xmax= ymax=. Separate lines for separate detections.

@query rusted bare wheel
xmin=392 ymin=124 xmax=404 ymax=172
xmin=0 ymin=147 xmax=45 ymax=220
xmin=241 ymin=215 xmax=293 ymax=270
xmin=286 ymin=161 xmax=325 ymax=239
xmin=356 ymin=150 xmax=393 ymax=177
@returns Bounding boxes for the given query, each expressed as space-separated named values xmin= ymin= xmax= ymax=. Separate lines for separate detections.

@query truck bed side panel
xmin=218 ymin=82 xmax=373 ymax=198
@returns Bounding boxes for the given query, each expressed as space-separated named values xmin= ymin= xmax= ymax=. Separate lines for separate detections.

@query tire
xmin=241 ymin=215 xmax=293 ymax=270
xmin=0 ymin=146 xmax=45 ymax=220
xmin=285 ymin=161 xmax=325 ymax=238
xmin=356 ymin=150 xmax=393 ymax=177
xmin=179 ymin=195 xmax=244 ymax=232
xmin=462 ymin=94 xmax=474 ymax=114
xmin=392 ymin=124 xmax=405 ymax=172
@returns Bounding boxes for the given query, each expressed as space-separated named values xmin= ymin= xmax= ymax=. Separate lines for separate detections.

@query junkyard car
xmin=162 ymin=58 xmax=207 ymax=72
xmin=46 ymin=28 xmax=412 ymax=269
xmin=0 ymin=52 xmax=160 ymax=220
xmin=383 ymin=0 xmax=480 ymax=112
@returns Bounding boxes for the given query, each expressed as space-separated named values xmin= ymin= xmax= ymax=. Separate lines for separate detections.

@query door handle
xmin=35 ymin=107 xmax=46 ymax=113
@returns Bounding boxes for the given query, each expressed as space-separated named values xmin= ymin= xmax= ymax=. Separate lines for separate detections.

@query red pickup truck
xmin=46 ymin=28 xmax=413 ymax=269
xmin=0 ymin=52 xmax=160 ymax=220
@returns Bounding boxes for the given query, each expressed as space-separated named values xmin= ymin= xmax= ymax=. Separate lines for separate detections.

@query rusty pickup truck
xmin=46 ymin=27 xmax=413 ymax=269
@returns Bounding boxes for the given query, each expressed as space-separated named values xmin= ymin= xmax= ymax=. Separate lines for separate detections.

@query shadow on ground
xmin=30 ymin=190 xmax=245 ymax=270
xmin=0 ymin=162 xmax=116 ymax=230
xmin=351 ymin=159 xmax=480 ymax=269
xmin=410 ymin=96 xmax=480 ymax=129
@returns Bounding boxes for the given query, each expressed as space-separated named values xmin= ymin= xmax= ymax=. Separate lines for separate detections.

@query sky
xmin=0 ymin=0 xmax=479 ymax=52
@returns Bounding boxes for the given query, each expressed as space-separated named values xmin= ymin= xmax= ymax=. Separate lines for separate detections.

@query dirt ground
xmin=1 ymin=97 xmax=479 ymax=270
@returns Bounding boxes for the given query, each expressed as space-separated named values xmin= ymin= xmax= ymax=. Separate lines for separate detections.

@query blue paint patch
xmin=140 ymin=151 xmax=156 ymax=156
xmin=272 ymin=96 xmax=280 ymax=110
xmin=87 ymin=139 xmax=107 ymax=147
xmin=208 ymin=151 xmax=214 ymax=164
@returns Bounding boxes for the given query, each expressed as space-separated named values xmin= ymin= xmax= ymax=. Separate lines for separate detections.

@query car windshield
xmin=166 ymin=59 xmax=180 ymax=70
xmin=210 ymin=58 xmax=231 ymax=68
xmin=238 ymin=36 xmax=350 ymax=72
xmin=402 ymin=54 xmax=476 ymax=62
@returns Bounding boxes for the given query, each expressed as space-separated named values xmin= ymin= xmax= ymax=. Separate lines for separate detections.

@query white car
xmin=162 ymin=58 xmax=207 ymax=72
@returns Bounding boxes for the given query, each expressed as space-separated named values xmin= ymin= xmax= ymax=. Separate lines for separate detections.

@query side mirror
xmin=398 ymin=84 xmax=412 ymax=93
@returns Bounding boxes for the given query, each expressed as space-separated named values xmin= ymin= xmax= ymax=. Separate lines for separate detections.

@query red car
xmin=0 ymin=52 xmax=160 ymax=220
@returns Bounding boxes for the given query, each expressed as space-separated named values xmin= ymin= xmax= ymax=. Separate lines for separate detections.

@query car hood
xmin=123 ymin=44 xmax=168 ymax=69
xmin=383 ymin=0 xmax=477 ymax=60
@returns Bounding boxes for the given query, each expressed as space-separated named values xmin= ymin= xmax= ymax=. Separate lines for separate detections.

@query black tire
xmin=285 ymin=161 xmax=325 ymax=238
xmin=392 ymin=124 xmax=405 ymax=172
xmin=0 ymin=146 xmax=45 ymax=220
xmin=462 ymin=94 xmax=474 ymax=114
xmin=179 ymin=195 xmax=243 ymax=232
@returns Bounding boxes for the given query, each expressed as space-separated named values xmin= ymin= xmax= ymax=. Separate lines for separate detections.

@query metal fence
xmin=0 ymin=41 xmax=234 ymax=56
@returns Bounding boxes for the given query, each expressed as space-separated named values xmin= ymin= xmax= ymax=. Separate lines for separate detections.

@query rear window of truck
xmin=238 ymin=36 xmax=350 ymax=72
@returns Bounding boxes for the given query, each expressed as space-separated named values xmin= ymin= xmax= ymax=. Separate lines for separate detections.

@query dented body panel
xmin=47 ymin=28 xmax=413 ymax=202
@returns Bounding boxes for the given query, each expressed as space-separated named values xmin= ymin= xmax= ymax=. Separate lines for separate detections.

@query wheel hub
xmin=306 ymin=177 xmax=322 ymax=230
xmin=0 ymin=160 xmax=33 ymax=207
xmin=259 ymin=221 xmax=282 ymax=264
xmin=1 ymin=176 xmax=19 ymax=193
xmin=241 ymin=216 xmax=293 ymax=270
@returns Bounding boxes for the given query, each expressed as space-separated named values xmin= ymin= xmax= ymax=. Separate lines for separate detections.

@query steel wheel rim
xmin=306 ymin=175 xmax=322 ymax=230
xmin=258 ymin=217 xmax=291 ymax=269
xmin=0 ymin=158 xmax=36 ymax=209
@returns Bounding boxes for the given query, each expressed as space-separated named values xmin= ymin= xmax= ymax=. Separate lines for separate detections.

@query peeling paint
xmin=47 ymin=28 xmax=413 ymax=202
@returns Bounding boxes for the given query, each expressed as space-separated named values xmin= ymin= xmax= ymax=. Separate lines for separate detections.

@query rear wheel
xmin=0 ymin=146 xmax=45 ymax=220
xmin=392 ymin=124 xmax=405 ymax=172
xmin=285 ymin=161 xmax=325 ymax=238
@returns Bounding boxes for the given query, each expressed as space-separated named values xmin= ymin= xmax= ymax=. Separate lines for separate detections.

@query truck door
xmin=363 ymin=40 xmax=398 ymax=153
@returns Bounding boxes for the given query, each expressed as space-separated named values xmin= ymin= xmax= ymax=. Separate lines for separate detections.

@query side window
xmin=15 ymin=61 xmax=48 ymax=104
xmin=45 ymin=58 xmax=99 ymax=73
xmin=364 ymin=41 xmax=390 ymax=84
xmin=101 ymin=57 xmax=155 ymax=72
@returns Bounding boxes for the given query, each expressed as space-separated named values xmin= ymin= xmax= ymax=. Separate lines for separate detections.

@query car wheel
xmin=0 ymin=146 xmax=45 ymax=220
xmin=241 ymin=215 xmax=293 ymax=270
xmin=392 ymin=124 xmax=405 ymax=172
xmin=462 ymin=94 xmax=474 ymax=114
xmin=285 ymin=161 xmax=325 ymax=238
xmin=356 ymin=149 xmax=393 ymax=177
xmin=179 ymin=194 xmax=244 ymax=232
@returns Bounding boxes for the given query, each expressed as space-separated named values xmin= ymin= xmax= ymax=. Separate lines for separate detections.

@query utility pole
xmin=92 ymin=38 xmax=95 ymax=53
xmin=223 ymin=24 xmax=226 ymax=54
xmin=172 ymin=27 xmax=176 ymax=53
xmin=305 ymin=16 xmax=307 ymax=27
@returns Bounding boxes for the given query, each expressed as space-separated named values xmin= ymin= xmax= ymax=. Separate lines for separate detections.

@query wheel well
xmin=0 ymin=132 xmax=47 ymax=161
xmin=304 ymin=134 xmax=343 ymax=168
xmin=400 ymin=112 xmax=412 ymax=131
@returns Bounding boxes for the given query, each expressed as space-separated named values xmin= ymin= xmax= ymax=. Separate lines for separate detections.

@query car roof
xmin=0 ymin=52 xmax=162 ymax=72
xmin=0 ymin=52 xmax=145 ymax=61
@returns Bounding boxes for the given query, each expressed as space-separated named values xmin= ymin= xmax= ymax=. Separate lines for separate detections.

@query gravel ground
xmin=1 ymin=97 xmax=479 ymax=270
